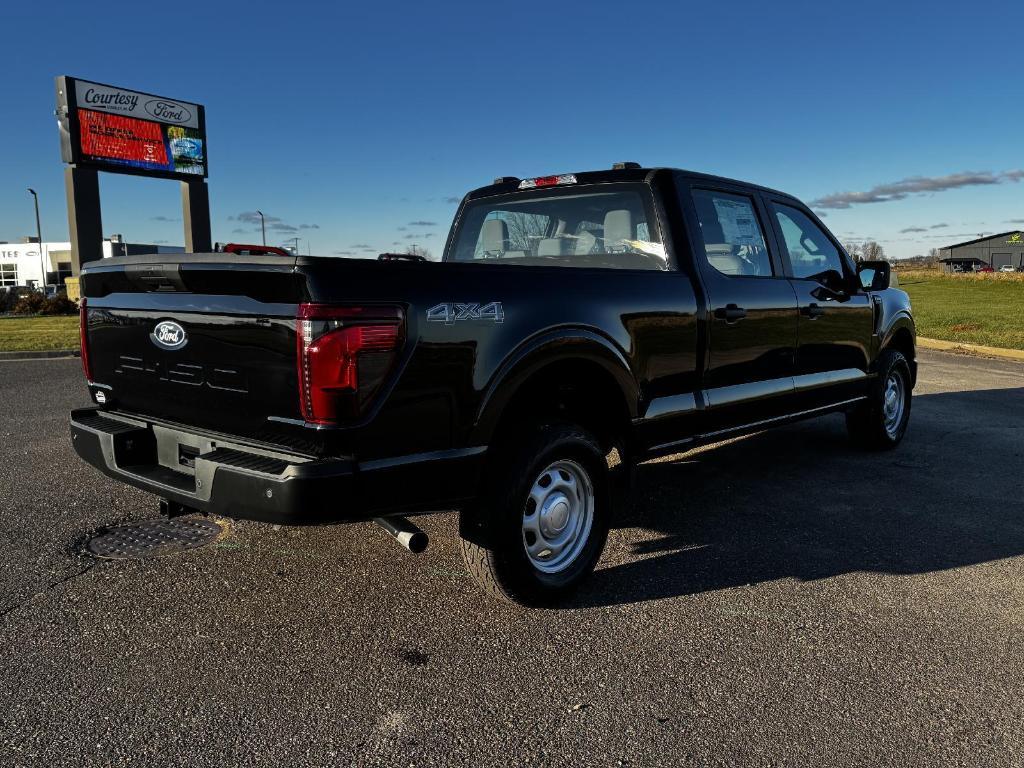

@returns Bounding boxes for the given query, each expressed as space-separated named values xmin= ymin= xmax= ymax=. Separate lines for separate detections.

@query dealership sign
xmin=56 ymin=76 xmax=207 ymax=180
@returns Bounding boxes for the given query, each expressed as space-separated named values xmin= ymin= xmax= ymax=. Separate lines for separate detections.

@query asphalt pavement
xmin=1 ymin=350 xmax=1022 ymax=767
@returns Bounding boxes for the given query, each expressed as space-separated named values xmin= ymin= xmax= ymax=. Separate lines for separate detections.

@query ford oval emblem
xmin=143 ymin=99 xmax=193 ymax=124
xmin=151 ymin=320 xmax=187 ymax=350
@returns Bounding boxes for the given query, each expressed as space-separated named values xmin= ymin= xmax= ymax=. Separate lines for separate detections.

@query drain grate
xmin=86 ymin=517 xmax=225 ymax=559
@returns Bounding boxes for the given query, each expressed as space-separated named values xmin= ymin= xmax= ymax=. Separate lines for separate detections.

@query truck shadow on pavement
xmin=571 ymin=386 xmax=1024 ymax=608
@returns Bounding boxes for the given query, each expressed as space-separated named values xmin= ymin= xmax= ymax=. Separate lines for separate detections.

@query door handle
xmin=714 ymin=304 xmax=747 ymax=323
xmin=802 ymin=303 xmax=825 ymax=319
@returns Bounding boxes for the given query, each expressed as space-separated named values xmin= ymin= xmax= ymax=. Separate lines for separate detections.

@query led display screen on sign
xmin=56 ymin=76 xmax=207 ymax=180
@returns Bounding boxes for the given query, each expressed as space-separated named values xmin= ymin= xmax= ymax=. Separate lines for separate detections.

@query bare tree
xmin=861 ymin=241 xmax=886 ymax=261
xmin=843 ymin=242 xmax=863 ymax=261
xmin=926 ymin=248 xmax=940 ymax=265
xmin=405 ymin=244 xmax=433 ymax=260
xmin=501 ymin=212 xmax=549 ymax=253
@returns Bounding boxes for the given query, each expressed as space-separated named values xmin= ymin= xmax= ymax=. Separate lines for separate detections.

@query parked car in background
xmin=975 ymin=264 xmax=995 ymax=273
xmin=999 ymin=264 xmax=1017 ymax=273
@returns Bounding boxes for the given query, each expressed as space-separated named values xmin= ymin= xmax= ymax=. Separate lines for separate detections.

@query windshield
xmin=447 ymin=185 xmax=667 ymax=270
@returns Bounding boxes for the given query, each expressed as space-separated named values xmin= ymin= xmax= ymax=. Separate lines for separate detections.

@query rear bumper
xmin=70 ymin=408 xmax=485 ymax=525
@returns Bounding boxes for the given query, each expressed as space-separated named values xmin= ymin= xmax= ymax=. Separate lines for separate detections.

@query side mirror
xmin=857 ymin=260 xmax=890 ymax=291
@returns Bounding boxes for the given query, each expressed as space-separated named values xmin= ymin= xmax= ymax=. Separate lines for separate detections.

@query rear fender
xmin=470 ymin=329 xmax=638 ymax=446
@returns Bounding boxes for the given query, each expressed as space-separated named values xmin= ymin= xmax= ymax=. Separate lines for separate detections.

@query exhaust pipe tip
xmin=374 ymin=516 xmax=428 ymax=554
xmin=395 ymin=529 xmax=429 ymax=554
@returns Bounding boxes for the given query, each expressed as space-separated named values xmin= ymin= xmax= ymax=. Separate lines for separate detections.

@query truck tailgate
xmin=81 ymin=253 xmax=309 ymax=448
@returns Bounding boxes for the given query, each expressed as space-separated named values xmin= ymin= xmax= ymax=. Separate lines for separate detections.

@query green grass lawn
xmin=897 ymin=271 xmax=1024 ymax=351
xmin=0 ymin=315 xmax=80 ymax=352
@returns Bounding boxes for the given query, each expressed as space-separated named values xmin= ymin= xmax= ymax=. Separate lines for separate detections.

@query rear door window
xmin=449 ymin=185 xmax=667 ymax=270
xmin=691 ymin=189 xmax=773 ymax=277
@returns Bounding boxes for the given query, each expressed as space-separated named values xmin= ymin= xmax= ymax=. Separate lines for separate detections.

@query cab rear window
xmin=447 ymin=186 xmax=667 ymax=270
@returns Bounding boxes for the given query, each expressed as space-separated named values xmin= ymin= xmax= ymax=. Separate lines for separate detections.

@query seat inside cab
xmin=454 ymin=186 xmax=668 ymax=270
xmin=692 ymin=194 xmax=771 ymax=277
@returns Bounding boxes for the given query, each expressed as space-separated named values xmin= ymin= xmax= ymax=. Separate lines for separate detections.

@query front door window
xmin=771 ymin=204 xmax=846 ymax=282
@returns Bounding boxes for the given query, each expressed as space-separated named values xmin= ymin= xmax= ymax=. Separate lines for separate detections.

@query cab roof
xmin=464 ymin=165 xmax=795 ymax=202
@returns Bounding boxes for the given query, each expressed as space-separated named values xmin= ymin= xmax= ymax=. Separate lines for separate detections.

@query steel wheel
xmin=846 ymin=349 xmax=912 ymax=451
xmin=882 ymin=370 xmax=906 ymax=439
xmin=460 ymin=422 xmax=611 ymax=604
xmin=521 ymin=459 xmax=594 ymax=574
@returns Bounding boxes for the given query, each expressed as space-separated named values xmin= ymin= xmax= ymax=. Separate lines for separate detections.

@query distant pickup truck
xmin=71 ymin=164 xmax=916 ymax=604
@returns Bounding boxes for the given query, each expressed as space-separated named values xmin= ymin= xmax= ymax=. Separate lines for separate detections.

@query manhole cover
xmin=86 ymin=517 xmax=226 ymax=559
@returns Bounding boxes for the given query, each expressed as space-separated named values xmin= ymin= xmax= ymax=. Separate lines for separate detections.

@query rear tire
xmin=846 ymin=349 xmax=912 ymax=449
xmin=459 ymin=422 xmax=611 ymax=606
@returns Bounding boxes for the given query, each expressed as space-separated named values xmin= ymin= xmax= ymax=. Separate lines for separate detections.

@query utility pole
xmin=256 ymin=210 xmax=266 ymax=246
xmin=27 ymin=188 xmax=46 ymax=292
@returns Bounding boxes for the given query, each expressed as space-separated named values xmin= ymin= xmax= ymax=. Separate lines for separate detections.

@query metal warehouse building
xmin=938 ymin=231 xmax=1024 ymax=272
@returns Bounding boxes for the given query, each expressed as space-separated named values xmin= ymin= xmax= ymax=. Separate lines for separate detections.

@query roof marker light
xmin=518 ymin=174 xmax=577 ymax=190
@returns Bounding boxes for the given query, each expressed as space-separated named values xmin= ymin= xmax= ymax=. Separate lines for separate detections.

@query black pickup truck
xmin=71 ymin=164 xmax=915 ymax=604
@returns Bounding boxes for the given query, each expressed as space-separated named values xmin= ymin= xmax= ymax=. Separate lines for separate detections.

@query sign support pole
xmin=181 ymin=179 xmax=212 ymax=253
xmin=64 ymin=165 xmax=104 ymax=276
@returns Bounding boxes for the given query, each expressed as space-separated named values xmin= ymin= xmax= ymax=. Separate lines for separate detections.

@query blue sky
xmin=1 ymin=0 xmax=1022 ymax=260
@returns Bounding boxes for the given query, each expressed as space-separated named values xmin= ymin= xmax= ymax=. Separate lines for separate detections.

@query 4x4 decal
xmin=426 ymin=302 xmax=504 ymax=324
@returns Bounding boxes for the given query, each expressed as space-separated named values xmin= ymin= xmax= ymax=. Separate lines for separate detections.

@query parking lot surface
xmin=1 ymin=350 xmax=1022 ymax=767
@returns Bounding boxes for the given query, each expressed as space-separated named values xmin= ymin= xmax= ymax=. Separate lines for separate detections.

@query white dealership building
xmin=0 ymin=236 xmax=184 ymax=289
xmin=0 ymin=240 xmax=72 ymax=289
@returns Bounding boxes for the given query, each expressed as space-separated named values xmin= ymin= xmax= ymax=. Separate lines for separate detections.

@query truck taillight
xmin=79 ymin=298 xmax=93 ymax=382
xmin=296 ymin=304 xmax=404 ymax=425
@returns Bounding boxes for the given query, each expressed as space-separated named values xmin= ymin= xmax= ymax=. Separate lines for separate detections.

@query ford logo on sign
xmin=151 ymin=320 xmax=187 ymax=350
xmin=144 ymin=99 xmax=193 ymax=124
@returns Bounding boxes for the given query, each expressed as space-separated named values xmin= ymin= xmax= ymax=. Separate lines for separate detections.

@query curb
xmin=0 ymin=349 xmax=79 ymax=361
xmin=917 ymin=337 xmax=1024 ymax=362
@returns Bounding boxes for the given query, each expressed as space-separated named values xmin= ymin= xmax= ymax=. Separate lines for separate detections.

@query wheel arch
xmin=471 ymin=329 xmax=639 ymax=453
xmin=880 ymin=313 xmax=917 ymax=386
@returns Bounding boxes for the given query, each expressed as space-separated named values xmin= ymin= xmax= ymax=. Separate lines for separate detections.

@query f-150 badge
xmin=427 ymin=302 xmax=504 ymax=324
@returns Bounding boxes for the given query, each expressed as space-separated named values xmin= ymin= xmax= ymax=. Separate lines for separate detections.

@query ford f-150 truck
xmin=71 ymin=164 xmax=916 ymax=604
